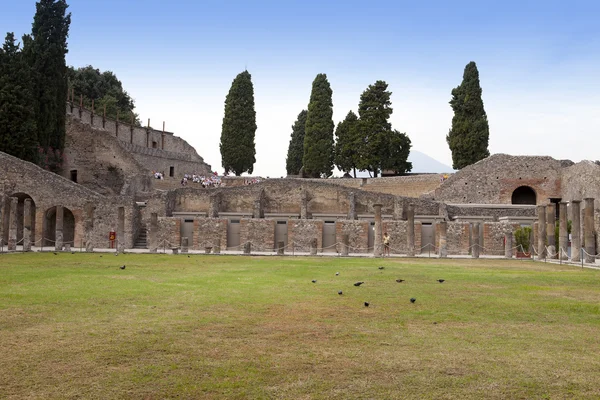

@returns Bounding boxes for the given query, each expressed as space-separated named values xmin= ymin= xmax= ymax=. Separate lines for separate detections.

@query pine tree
xmin=0 ymin=33 xmax=38 ymax=162
xmin=334 ymin=110 xmax=360 ymax=177
xmin=446 ymin=61 xmax=490 ymax=170
xmin=303 ymin=73 xmax=334 ymax=178
xmin=23 ymin=0 xmax=71 ymax=171
xmin=285 ymin=109 xmax=307 ymax=176
xmin=356 ymin=80 xmax=393 ymax=177
xmin=381 ymin=130 xmax=412 ymax=175
xmin=220 ymin=70 xmax=257 ymax=176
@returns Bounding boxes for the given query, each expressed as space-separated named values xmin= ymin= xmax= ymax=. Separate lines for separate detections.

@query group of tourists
xmin=244 ymin=178 xmax=262 ymax=185
xmin=153 ymin=171 xmax=164 ymax=179
xmin=181 ymin=172 xmax=222 ymax=188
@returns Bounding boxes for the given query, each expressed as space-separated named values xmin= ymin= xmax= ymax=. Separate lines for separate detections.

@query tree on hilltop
xmin=381 ymin=129 xmax=412 ymax=175
xmin=220 ymin=70 xmax=257 ymax=176
xmin=446 ymin=61 xmax=490 ymax=170
xmin=286 ymin=109 xmax=307 ymax=176
xmin=0 ymin=33 xmax=38 ymax=163
xmin=303 ymin=73 xmax=334 ymax=178
xmin=68 ymin=65 xmax=140 ymax=125
xmin=334 ymin=110 xmax=360 ymax=177
xmin=23 ymin=0 xmax=71 ymax=171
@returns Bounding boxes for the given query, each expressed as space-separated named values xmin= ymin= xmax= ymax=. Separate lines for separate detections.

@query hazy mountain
xmin=408 ymin=150 xmax=454 ymax=173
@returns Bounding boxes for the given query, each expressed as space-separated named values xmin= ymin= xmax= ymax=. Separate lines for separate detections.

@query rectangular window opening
xmin=169 ymin=166 xmax=174 ymax=177
xmin=70 ymin=170 xmax=78 ymax=183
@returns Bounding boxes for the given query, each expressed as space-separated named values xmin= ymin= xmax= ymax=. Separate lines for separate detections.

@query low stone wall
xmin=336 ymin=220 xmax=369 ymax=253
xmin=195 ymin=218 xmax=227 ymax=250
xmin=240 ymin=219 xmax=275 ymax=251
xmin=482 ymin=222 xmax=517 ymax=256
xmin=288 ymin=220 xmax=324 ymax=252
xmin=157 ymin=217 xmax=180 ymax=249
xmin=447 ymin=222 xmax=470 ymax=255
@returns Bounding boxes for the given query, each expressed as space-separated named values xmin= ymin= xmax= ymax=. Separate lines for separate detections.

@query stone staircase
xmin=134 ymin=224 xmax=148 ymax=249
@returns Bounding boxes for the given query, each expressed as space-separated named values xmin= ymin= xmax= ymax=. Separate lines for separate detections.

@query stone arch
xmin=43 ymin=206 xmax=75 ymax=248
xmin=2 ymin=193 xmax=37 ymax=246
xmin=511 ymin=186 xmax=537 ymax=205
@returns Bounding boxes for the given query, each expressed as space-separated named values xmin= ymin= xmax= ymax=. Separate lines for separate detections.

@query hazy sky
xmin=2 ymin=0 xmax=600 ymax=176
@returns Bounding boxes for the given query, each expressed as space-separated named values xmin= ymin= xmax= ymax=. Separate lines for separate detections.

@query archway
xmin=43 ymin=206 xmax=75 ymax=248
xmin=2 ymin=194 xmax=36 ymax=246
xmin=512 ymin=186 xmax=537 ymax=205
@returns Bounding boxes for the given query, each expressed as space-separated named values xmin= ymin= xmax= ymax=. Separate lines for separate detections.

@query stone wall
xmin=240 ymin=219 xmax=275 ymax=251
xmin=432 ymin=154 xmax=566 ymax=205
xmin=195 ymin=218 xmax=228 ymax=250
xmin=157 ymin=217 xmax=180 ymax=249
xmin=288 ymin=219 xmax=324 ymax=252
xmin=482 ymin=222 xmax=518 ymax=255
xmin=447 ymin=222 xmax=470 ymax=255
xmin=336 ymin=220 xmax=369 ymax=253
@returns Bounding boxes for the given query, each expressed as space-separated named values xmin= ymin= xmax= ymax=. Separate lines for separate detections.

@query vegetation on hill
xmin=68 ymin=65 xmax=140 ymax=126
xmin=220 ymin=70 xmax=257 ymax=176
xmin=286 ymin=109 xmax=307 ymax=176
xmin=303 ymin=73 xmax=335 ymax=178
xmin=447 ymin=61 xmax=490 ymax=170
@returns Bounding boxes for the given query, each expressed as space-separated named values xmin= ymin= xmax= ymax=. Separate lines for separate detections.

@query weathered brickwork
xmin=482 ymin=222 xmax=518 ymax=256
xmin=195 ymin=218 xmax=228 ymax=249
xmin=335 ymin=220 xmax=369 ymax=253
xmin=156 ymin=217 xmax=180 ymax=249
xmin=288 ymin=220 xmax=323 ymax=252
xmin=446 ymin=222 xmax=470 ymax=255
xmin=240 ymin=219 xmax=275 ymax=251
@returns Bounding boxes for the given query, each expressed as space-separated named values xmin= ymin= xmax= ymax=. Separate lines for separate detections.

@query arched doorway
xmin=43 ymin=206 xmax=75 ymax=248
xmin=1 ymin=193 xmax=36 ymax=246
xmin=512 ymin=186 xmax=537 ymax=205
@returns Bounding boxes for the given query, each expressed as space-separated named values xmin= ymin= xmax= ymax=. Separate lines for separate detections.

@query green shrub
xmin=514 ymin=226 xmax=532 ymax=253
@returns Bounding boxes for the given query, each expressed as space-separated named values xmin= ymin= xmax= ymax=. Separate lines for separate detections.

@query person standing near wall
xmin=383 ymin=232 xmax=390 ymax=256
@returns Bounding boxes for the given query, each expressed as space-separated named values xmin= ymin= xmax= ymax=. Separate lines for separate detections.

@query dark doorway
xmin=152 ymin=141 xmax=158 ymax=149
xmin=169 ymin=166 xmax=175 ymax=177
xmin=70 ymin=170 xmax=78 ymax=183
xmin=43 ymin=206 xmax=75 ymax=247
xmin=512 ymin=186 xmax=536 ymax=205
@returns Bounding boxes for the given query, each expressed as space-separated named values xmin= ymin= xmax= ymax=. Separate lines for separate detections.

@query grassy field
xmin=1 ymin=253 xmax=599 ymax=399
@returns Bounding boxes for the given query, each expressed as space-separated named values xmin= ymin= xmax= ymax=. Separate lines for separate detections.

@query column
xmin=537 ymin=205 xmax=547 ymax=258
xmin=558 ymin=202 xmax=568 ymax=260
xmin=438 ymin=221 xmax=448 ymax=258
xmin=23 ymin=199 xmax=32 ymax=252
xmin=54 ymin=205 xmax=64 ymax=251
xmin=373 ymin=204 xmax=383 ymax=257
xmin=584 ymin=198 xmax=595 ymax=263
xmin=393 ymin=198 xmax=405 ymax=220
xmin=341 ymin=234 xmax=349 ymax=256
xmin=8 ymin=197 xmax=18 ymax=251
xmin=85 ymin=203 xmax=95 ymax=252
xmin=214 ymin=238 xmax=221 ymax=254
xmin=209 ymin=194 xmax=221 ymax=218
xmin=117 ymin=207 xmax=125 ymax=252
xmin=407 ymin=203 xmax=415 ymax=257
xmin=571 ymin=200 xmax=581 ymax=262
xmin=472 ymin=222 xmax=480 ymax=259
xmin=546 ymin=203 xmax=556 ymax=258
xmin=149 ymin=213 xmax=158 ymax=253
xmin=505 ymin=231 xmax=513 ymax=258
xmin=310 ymin=238 xmax=317 ymax=255
xmin=348 ymin=192 xmax=357 ymax=220
xmin=300 ymin=190 xmax=308 ymax=219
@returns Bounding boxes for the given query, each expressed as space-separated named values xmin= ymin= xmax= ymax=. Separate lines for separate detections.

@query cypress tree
xmin=356 ymin=80 xmax=393 ymax=177
xmin=0 ymin=33 xmax=38 ymax=162
xmin=220 ymin=70 xmax=257 ymax=176
xmin=285 ymin=109 xmax=307 ymax=176
xmin=23 ymin=0 xmax=71 ymax=171
xmin=446 ymin=61 xmax=490 ymax=169
xmin=334 ymin=110 xmax=360 ymax=177
xmin=303 ymin=73 xmax=334 ymax=178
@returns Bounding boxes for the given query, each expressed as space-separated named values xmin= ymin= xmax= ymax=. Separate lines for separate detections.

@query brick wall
xmin=447 ymin=222 xmax=470 ymax=255
xmin=240 ymin=219 xmax=275 ymax=251
xmin=482 ymin=222 xmax=518 ymax=255
xmin=335 ymin=220 xmax=369 ymax=253
xmin=196 ymin=218 xmax=228 ymax=250
xmin=288 ymin=220 xmax=324 ymax=252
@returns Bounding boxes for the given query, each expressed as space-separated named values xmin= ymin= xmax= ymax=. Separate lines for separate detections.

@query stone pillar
xmin=546 ymin=203 xmax=556 ymax=258
xmin=348 ymin=192 xmax=357 ymax=220
xmin=310 ymin=238 xmax=317 ymax=255
xmin=181 ymin=237 xmax=189 ymax=253
xmin=85 ymin=203 xmax=95 ymax=252
xmin=8 ymin=197 xmax=18 ymax=251
xmin=584 ymin=198 xmax=595 ymax=263
xmin=438 ymin=221 xmax=448 ymax=258
xmin=23 ymin=199 xmax=32 ymax=252
xmin=537 ymin=205 xmax=547 ymax=258
xmin=148 ymin=213 xmax=158 ymax=253
xmin=277 ymin=241 xmax=285 ymax=255
xmin=407 ymin=203 xmax=415 ymax=257
xmin=341 ymin=234 xmax=349 ymax=256
xmin=209 ymin=193 xmax=221 ymax=218
xmin=571 ymin=200 xmax=581 ymax=262
xmin=505 ymin=231 xmax=513 ymax=258
xmin=244 ymin=242 xmax=251 ymax=255
xmin=472 ymin=223 xmax=480 ymax=259
xmin=117 ymin=207 xmax=125 ymax=252
xmin=213 ymin=238 xmax=221 ymax=254
xmin=393 ymin=198 xmax=405 ymax=221
xmin=55 ymin=205 xmax=64 ymax=251
xmin=300 ymin=190 xmax=309 ymax=220
xmin=558 ymin=202 xmax=568 ymax=260
xmin=253 ymin=189 xmax=265 ymax=219
xmin=373 ymin=204 xmax=383 ymax=257
xmin=438 ymin=203 xmax=449 ymax=221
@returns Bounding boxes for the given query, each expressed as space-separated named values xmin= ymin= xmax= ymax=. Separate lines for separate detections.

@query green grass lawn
xmin=1 ymin=253 xmax=599 ymax=399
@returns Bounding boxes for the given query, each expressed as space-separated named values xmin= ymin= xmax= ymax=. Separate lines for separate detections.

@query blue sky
xmin=2 ymin=0 xmax=600 ymax=176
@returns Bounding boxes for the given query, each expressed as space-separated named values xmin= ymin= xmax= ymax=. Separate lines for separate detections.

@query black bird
xmin=71 ymin=252 xmax=75 ymax=255
xmin=338 ymin=291 xmax=343 ymax=295
xmin=53 ymin=252 xmax=57 ymax=255
xmin=187 ymin=255 xmax=190 ymax=258
xmin=312 ymin=280 xmax=317 ymax=283
xmin=354 ymin=282 xmax=364 ymax=287
xmin=364 ymin=302 xmax=370 ymax=307
xmin=378 ymin=266 xmax=384 ymax=270
xmin=396 ymin=279 xmax=405 ymax=283
xmin=120 ymin=265 xmax=126 ymax=270
xmin=100 ymin=255 xmax=103 ymax=258
xmin=437 ymin=279 xmax=445 ymax=283
xmin=410 ymin=298 xmax=416 ymax=303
